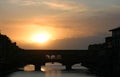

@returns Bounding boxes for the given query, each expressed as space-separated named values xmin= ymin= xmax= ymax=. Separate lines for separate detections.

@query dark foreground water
xmin=7 ymin=63 xmax=96 ymax=77
xmin=7 ymin=70 xmax=96 ymax=77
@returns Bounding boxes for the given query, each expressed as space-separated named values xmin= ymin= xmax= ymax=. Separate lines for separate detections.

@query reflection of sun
xmin=31 ymin=32 xmax=51 ymax=44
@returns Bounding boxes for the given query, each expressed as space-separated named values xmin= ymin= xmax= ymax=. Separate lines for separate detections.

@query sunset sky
xmin=0 ymin=0 xmax=120 ymax=49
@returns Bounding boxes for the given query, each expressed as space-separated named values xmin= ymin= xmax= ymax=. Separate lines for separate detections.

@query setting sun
xmin=31 ymin=32 xmax=51 ymax=44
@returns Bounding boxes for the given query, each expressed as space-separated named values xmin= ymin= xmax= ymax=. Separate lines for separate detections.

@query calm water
xmin=7 ymin=63 xmax=96 ymax=77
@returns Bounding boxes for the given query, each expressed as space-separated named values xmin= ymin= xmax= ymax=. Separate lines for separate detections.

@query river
xmin=7 ymin=62 xmax=96 ymax=77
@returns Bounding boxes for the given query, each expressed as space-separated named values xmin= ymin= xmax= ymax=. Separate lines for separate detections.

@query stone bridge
xmin=18 ymin=50 xmax=89 ymax=70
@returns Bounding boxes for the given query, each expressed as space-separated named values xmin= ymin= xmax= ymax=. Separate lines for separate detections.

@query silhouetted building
xmin=88 ymin=43 xmax=105 ymax=51
xmin=0 ymin=33 xmax=20 ymax=74
xmin=110 ymin=27 xmax=120 ymax=52
xmin=109 ymin=27 xmax=120 ymax=76
xmin=88 ymin=37 xmax=113 ymax=51
xmin=87 ymin=28 xmax=120 ymax=76
xmin=105 ymin=37 xmax=113 ymax=49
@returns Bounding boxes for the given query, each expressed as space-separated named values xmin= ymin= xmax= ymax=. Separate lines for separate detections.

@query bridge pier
xmin=66 ymin=64 xmax=72 ymax=70
xmin=35 ymin=64 xmax=41 ymax=71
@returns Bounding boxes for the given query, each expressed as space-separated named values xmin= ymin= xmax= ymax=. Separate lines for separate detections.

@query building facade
xmin=110 ymin=27 xmax=120 ymax=53
xmin=109 ymin=27 xmax=120 ymax=76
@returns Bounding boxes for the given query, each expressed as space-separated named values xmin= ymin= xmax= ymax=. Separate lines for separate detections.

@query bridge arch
xmin=23 ymin=64 xmax=35 ymax=71
xmin=45 ymin=55 xmax=51 ymax=59
xmin=51 ymin=55 xmax=56 ymax=59
xmin=45 ymin=54 xmax=62 ymax=60
xmin=56 ymin=55 xmax=62 ymax=59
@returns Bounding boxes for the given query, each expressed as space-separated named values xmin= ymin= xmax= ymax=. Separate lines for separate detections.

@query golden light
xmin=24 ymin=64 xmax=35 ymax=72
xmin=41 ymin=68 xmax=46 ymax=72
xmin=31 ymin=32 xmax=51 ymax=44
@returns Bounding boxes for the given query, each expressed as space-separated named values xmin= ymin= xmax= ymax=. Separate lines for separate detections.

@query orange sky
xmin=0 ymin=0 xmax=120 ymax=49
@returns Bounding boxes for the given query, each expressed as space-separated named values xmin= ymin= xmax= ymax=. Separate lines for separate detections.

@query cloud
xmin=1 ymin=0 xmax=120 ymax=49
xmin=8 ymin=0 xmax=41 ymax=6
xmin=1 ymin=6 xmax=120 ymax=39
xmin=42 ymin=1 xmax=87 ymax=11
xmin=8 ymin=0 xmax=87 ymax=12
xmin=42 ymin=1 xmax=72 ymax=10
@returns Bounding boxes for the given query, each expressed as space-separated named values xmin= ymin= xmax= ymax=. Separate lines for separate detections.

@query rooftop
xmin=109 ymin=27 xmax=120 ymax=31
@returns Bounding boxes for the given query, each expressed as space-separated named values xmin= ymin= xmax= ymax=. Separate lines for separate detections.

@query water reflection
xmin=72 ymin=63 xmax=88 ymax=70
xmin=41 ymin=62 xmax=66 ymax=71
xmin=45 ymin=70 xmax=61 ymax=77
xmin=8 ymin=63 xmax=96 ymax=77
xmin=41 ymin=62 xmax=66 ymax=77
xmin=24 ymin=64 xmax=35 ymax=72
